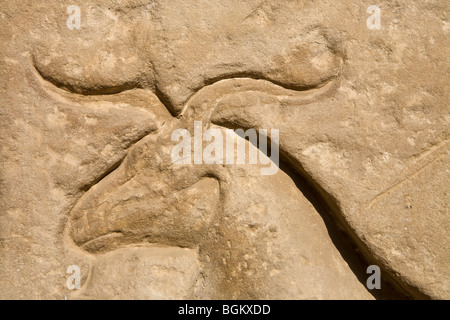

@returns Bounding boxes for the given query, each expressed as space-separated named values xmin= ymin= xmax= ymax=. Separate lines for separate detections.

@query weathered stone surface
xmin=0 ymin=0 xmax=448 ymax=299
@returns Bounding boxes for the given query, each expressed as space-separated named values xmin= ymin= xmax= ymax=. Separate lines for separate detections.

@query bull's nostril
xmin=69 ymin=145 xmax=221 ymax=254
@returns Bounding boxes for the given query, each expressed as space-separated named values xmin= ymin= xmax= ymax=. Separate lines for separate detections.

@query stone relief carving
xmin=0 ymin=0 xmax=448 ymax=300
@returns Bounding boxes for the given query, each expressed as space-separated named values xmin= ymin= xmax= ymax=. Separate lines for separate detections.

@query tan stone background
xmin=0 ymin=0 xmax=448 ymax=299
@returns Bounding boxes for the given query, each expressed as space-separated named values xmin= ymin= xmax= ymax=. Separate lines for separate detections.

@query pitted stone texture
xmin=0 ymin=0 xmax=448 ymax=299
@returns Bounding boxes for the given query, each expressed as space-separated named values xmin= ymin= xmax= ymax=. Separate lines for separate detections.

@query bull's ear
xmin=264 ymin=27 xmax=345 ymax=90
